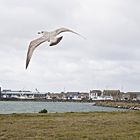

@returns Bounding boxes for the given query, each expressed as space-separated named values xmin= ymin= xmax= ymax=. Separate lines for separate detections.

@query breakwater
xmin=94 ymin=101 xmax=140 ymax=110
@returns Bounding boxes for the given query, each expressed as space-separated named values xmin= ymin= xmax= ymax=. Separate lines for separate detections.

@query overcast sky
xmin=0 ymin=0 xmax=140 ymax=92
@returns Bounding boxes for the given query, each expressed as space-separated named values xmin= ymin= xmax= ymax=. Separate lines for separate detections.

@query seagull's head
xmin=38 ymin=31 xmax=49 ymax=36
xmin=38 ymin=31 xmax=45 ymax=35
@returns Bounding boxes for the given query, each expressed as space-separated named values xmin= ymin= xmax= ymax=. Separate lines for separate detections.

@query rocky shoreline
xmin=94 ymin=101 xmax=140 ymax=110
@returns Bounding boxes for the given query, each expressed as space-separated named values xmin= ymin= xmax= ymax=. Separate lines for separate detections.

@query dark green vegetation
xmin=0 ymin=111 xmax=140 ymax=140
xmin=39 ymin=109 xmax=48 ymax=113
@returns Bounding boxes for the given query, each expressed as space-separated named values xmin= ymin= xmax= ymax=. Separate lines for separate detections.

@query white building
xmin=89 ymin=90 xmax=113 ymax=100
xmin=1 ymin=89 xmax=46 ymax=99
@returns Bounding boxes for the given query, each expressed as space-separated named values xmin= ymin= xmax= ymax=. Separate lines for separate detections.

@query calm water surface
xmin=0 ymin=101 xmax=127 ymax=114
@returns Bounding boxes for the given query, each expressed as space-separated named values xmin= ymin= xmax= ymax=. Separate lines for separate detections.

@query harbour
xmin=0 ymin=101 xmax=127 ymax=114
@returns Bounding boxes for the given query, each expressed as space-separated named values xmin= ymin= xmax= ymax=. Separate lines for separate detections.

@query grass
xmin=0 ymin=111 xmax=140 ymax=140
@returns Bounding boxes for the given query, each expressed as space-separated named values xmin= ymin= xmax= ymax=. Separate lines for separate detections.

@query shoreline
xmin=1 ymin=98 xmax=140 ymax=110
xmin=1 ymin=98 xmax=140 ymax=109
xmin=94 ymin=101 xmax=140 ymax=110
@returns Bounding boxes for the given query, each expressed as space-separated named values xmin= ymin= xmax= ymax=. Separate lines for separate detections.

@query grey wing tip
xmin=25 ymin=65 xmax=28 ymax=69
xmin=25 ymin=58 xmax=29 ymax=69
xmin=25 ymin=63 xmax=28 ymax=69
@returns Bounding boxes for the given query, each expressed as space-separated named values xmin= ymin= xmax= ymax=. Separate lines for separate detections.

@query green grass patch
xmin=0 ymin=111 xmax=140 ymax=140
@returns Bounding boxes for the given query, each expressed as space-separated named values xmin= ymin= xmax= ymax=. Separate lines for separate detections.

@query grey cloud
xmin=0 ymin=0 xmax=140 ymax=92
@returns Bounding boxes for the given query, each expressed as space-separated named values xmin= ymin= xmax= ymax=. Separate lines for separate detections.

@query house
xmin=121 ymin=93 xmax=130 ymax=100
xmin=79 ymin=92 xmax=89 ymax=101
xmin=65 ymin=92 xmax=81 ymax=100
xmin=123 ymin=92 xmax=140 ymax=101
xmin=136 ymin=93 xmax=140 ymax=100
xmin=33 ymin=93 xmax=46 ymax=99
xmin=61 ymin=92 xmax=89 ymax=101
xmin=46 ymin=93 xmax=52 ymax=100
xmin=89 ymin=90 xmax=102 ymax=100
xmin=103 ymin=90 xmax=121 ymax=100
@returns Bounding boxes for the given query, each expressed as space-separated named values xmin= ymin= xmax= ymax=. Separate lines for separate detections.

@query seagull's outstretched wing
xmin=54 ymin=27 xmax=86 ymax=39
xmin=26 ymin=37 xmax=48 ymax=69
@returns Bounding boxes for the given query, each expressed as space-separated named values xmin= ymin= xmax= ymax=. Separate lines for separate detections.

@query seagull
xmin=25 ymin=27 xmax=84 ymax=69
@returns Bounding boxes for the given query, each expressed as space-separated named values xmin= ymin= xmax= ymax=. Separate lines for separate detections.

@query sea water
xmin=0 ymin=101 xmax=127 ymax=114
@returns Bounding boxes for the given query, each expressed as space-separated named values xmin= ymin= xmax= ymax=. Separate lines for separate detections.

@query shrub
xmin=39 ymin=109 xmax=48 ymax=113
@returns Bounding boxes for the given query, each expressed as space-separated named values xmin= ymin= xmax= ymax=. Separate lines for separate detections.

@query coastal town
xmin=1 ymin=86 xmax=140 ymax=111
xmin=0 ymin=86 xmax=140 ymax=101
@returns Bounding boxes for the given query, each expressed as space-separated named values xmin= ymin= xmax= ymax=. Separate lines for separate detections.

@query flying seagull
xmin=25 ymin=27 xmax=84 ymax=69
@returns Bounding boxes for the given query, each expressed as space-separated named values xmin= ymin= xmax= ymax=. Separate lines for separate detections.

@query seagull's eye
xmin=41 ymin=31 xmax=44 ymax=33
